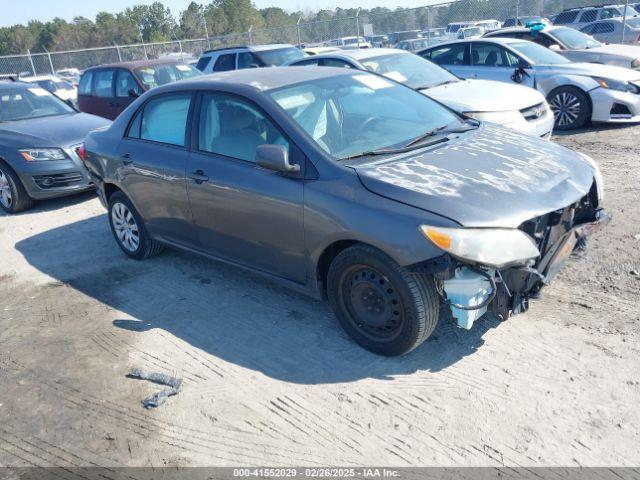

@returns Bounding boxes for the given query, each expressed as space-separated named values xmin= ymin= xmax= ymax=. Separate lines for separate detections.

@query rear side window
xmin=94 ymin=70 xmax=114 ymax=98
xmin=196 ymin=56 xmax=211 ymax=71
xmin=213 ymin=54 xmax=236 ymax=72
xmin=78 ymin=72 xmax=93 ymax=95
xmin=596 ymin=22 xmax=615 ymax=33
xmin=555 ymin=11 xmax=579 ymax=24
xmin=140 ymin=94 xmax=192 ymax=147
xmin=422 ymin=44 xmax=467 ymax=66
xmin=322 ymin=59 xmax=352 ymax=68
xmin=600 ymin=8 xmax=620 ymax=19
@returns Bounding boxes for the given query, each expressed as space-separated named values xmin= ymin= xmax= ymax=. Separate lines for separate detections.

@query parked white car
xmin=330 ymin=37 xmax=372 ymax=49
xmin=474 ymin=20 xmax=502 ymax=32
xmin=419 ymin=37 xmax=640 ymax=130
xmin=55 ymin=68 xmax=81 ymax=86
xmin=485 ymin=25 xmax=640 ymax=71
xmin=457 ymin=26 xmax=484 ymax=39
xmin=287 ymin=48 xmax=555 ymax=138
xmin=19 ymin=75 xmax=77 ymax=105
xmin=580 ymin=17 xmax=640 ymax=45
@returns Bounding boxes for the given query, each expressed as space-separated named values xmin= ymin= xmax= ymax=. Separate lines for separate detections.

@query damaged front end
xmin=415 ymin=184 xmax=610 ymax=329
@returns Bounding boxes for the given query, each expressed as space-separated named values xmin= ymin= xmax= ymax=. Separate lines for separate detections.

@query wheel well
xmin=103 ymin=183 xmax=121 ymax=202
xmin=316 ymin=240 xmax=361 ymax=299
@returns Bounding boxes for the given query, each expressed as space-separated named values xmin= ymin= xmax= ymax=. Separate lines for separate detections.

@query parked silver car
xmin=419 ymin=38 xmax=640 ymax=130
xmin=485 ymin=25 xmax=640 ymax=70
xmin=553 ymin=4 xmax=639 ymax=30
xmin=580 ymin=17 xmax=640 ymax=45
xmin=287 ymin=48 xmax=554 ymax=138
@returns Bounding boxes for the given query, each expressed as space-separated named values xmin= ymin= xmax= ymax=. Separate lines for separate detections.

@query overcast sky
xmin=1 ymin=0 xmax=439 ymax=27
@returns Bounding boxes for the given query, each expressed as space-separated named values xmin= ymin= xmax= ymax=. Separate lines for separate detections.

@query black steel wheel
xmin=327 ymin=244 xmax=439 ymax=356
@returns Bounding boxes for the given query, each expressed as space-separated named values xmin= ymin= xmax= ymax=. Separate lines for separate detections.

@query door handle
xmin=189 ymin=170 xmax=209 ymax=184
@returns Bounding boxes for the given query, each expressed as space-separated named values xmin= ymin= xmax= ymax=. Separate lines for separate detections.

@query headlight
xmin=577 ymin=151 xmax=604 ymax=202
xmin=463 ymin=110 xmax=523 ymax=125
xmin=632 ymin=58 xmax=640 ymax=69
xmin=19 ymin=148 xmax=67 ymax=161
xmin=419 ymin=225 xmax=540 ymax=269
xmin=592 ymin=77 xmax=639 ymax=94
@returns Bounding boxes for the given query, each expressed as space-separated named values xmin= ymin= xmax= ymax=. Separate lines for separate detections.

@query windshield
xmin=359 ymin=52 xmax=458 ymax=90
xmin=269 ymin=73 xmax=463 ymax=160
xmin=553 ymin=26 xmax=601 ymax=49
xmin=0 ymin=86 xmax=75 ymax=121
xmin=255 ymin=47 xmax=305 ymax=66
xmin=134 ymin=63 xmax=201 ymax=90
xmin=508 ymin=41 xmax=571 ymax=65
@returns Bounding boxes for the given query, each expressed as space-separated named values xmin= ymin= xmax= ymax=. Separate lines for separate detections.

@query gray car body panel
xmin=84 ymin=68 xmax=597 ymax=298
xmin=0 ymin=83 xmax=111 ymax=199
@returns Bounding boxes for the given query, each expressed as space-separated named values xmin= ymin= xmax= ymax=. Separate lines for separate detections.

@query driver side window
xmin=198 ymin=93 xmax=289 ymax=163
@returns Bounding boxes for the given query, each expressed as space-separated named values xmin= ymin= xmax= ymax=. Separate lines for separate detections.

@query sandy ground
xmin=1 ymin=124 xmax=639 ymax=469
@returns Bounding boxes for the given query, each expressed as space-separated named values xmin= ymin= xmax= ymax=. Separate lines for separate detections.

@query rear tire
xmin=548 ymin=86 xmax=591 ymax=131
xmin=0 ymin=161 xmax=35 ymax=214
xmin=327 ymin=244 xmax=439 ymax=356
xmin=108 ymin=191 xmax=163 ymax=260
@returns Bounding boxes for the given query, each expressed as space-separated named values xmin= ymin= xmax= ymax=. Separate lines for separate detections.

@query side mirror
xmin=248 ymin=64 xmax=260 ymax=69
xmin=549 ymin=44 xmax=562 ymax=52
xmin=128 ymin=89 xmax=140 ymax=98
xmin=256 ymin=144 xmax=300 ymax=173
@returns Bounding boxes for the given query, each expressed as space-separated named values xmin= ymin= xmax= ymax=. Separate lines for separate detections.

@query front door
xmin=470 ymin=42 xmax=535 ymax=88
xmin=113 ymin=69 xmax=142 ymax=117
xmin=117 ymin=92 xmax=194 ymax=245
xmin=186 ymin=92 xmax=305 ymax=283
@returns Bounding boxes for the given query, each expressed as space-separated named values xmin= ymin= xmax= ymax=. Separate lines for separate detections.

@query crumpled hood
xmin=354 ymin=124 xmax=595 ymax=228
xmin=545 ymin=61 xmax=640 ymax=82
xmin=422 ymin=79 xmax=544 ymax=112
xmin=0 ymin=113 xmax=110 ymax=147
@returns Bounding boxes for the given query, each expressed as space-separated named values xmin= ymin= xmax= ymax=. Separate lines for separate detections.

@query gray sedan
xmin=84 ymin=67 xmax=608 ymax=356
xmin=0 ymin=80 xmax=110 ymax=213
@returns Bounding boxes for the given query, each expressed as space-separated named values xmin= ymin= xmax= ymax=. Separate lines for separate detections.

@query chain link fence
xmin=0 ymin=0 xmax=636 ymax=77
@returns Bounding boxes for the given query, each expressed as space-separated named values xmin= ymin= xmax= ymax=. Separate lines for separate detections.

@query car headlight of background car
xmin=419 ymin=225 xmax=540 ymax=269
xmin=577 ymin=151 xmax=605 ymax=202
xmin=592 ymin=77 xmax=639 ymax=94
xmin=463 ymin=110 xmax=525 ymax=125
xmin=19 ymin=148 xmax=68 ymax=162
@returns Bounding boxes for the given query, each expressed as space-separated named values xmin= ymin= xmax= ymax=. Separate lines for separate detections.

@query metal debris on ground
xmin=127 ymin=368 xmax=182 ymax=409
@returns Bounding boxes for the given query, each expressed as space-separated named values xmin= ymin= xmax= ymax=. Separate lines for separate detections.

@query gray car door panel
xmin=186 ymin=92 xmax=305 ymax=283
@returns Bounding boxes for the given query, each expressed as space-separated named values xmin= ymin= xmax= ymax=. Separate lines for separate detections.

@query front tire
xmin=0 ymin=161 xmax=35 ymax=214
xmin=108 ymin=191 xmax=163 ymax=260
xmin=327 ymin=245 xmax=439 ymax=356
xmin=548 ymin=86 xmax=591 ymax=131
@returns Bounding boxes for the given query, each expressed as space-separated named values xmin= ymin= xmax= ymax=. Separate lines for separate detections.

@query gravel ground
xmin=0 ymin=125 xmax=639 ymax=468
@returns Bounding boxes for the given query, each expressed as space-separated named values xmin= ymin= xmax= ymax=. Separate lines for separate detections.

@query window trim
xmin=190 ymin=90 xmax=303 ymax=171
xmin=124 ymin=91 xmax=196 ymax=150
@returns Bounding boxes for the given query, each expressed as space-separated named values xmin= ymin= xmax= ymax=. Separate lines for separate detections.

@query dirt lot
xmin=1 ymin=125 xmax=639 ymax=469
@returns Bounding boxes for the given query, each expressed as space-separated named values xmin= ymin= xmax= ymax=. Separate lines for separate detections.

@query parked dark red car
xmin=77 ymin=59 xmax=201 ymax=120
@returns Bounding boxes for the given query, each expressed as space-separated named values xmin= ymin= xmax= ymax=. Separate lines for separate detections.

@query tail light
xmin=75 ymin=143 xmax=86 ymax=161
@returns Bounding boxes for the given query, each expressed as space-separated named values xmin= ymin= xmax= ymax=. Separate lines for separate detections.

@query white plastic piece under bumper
xmin=590 ymin=87 xmax=640 ymax=123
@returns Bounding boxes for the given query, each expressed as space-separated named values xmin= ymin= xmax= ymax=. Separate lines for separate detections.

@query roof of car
xmin=157 ymin=66 xmax=356 ymax=93
xmin=486 ymin=26 xmax=563 ymax=35
xmin=202 ymin=44 xmax=294 ymax=55
xmin=325 ymin=48 xmax=409 ymax=60
xmin=0 ymin=80 xmax=35 ymax=89
xmin=84 ymin=58 xmax=182 ymax=71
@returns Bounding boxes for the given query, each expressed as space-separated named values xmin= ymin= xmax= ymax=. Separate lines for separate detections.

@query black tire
xmin=108 ymin=191 xmax=163 ymax=260
xmin=327 ymin=244 xmax=439 ymax=356
xmin=547 ymin=86 xmax=591 ymax=131
xmin=0 ymin=160 xmax=35 ymax=214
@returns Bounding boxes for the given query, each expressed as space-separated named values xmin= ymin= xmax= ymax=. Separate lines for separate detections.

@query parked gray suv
xmin=83 ymin=67 xmax=608 ymax=356
xmin=0 ymin=80 xmax=110 ymax=213
xmin=195 ymin=44 xmax=306 ymax=73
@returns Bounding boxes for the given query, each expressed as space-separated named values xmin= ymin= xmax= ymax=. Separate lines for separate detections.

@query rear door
xmin=92 ymin=69 xmax=118 ymax=120
xmin=117 ymin=92 xmax=195 ymax=246
xmin=186 ymin=91 xmax=305 ymax=282
xmin=420 ymin=42 xmax=470 ymax=77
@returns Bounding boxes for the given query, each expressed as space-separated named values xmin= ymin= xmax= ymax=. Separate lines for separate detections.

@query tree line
xmin=0 ymin=0 xmax=603 ymax=56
